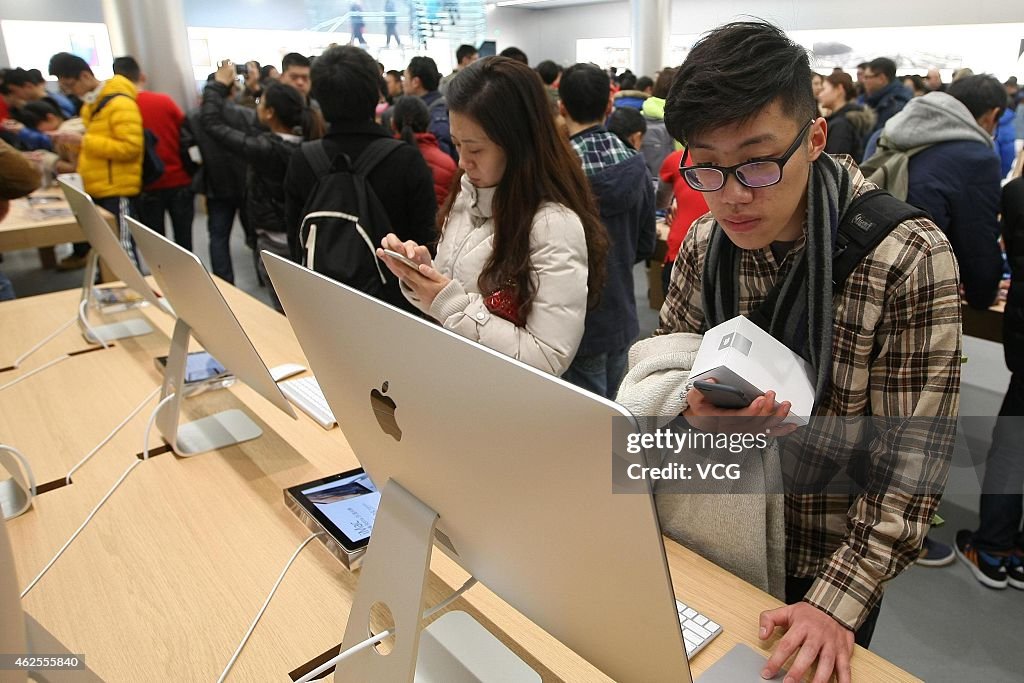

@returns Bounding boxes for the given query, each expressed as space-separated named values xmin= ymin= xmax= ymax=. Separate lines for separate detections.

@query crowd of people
xmin=1 ymin=23 xmax=1024 ymax=682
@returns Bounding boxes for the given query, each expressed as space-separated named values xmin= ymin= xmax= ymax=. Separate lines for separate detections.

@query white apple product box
xmin=688 ymin=315 xmax=815 ymax=426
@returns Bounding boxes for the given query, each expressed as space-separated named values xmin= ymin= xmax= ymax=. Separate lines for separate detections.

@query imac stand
xmin=77 ymin=251 xmax=153 ymax=344
xmin=157 ymin=318 xmax=262 ymax=456
xmin=336 ymin=479 xmax=540 ymax=682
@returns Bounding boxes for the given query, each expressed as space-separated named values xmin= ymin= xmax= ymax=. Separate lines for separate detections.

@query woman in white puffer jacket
xmin=378 ymin=57 xmax=609 ymax=376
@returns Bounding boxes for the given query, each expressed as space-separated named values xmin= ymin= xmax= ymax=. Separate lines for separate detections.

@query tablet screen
xmin=288 ymin=469 xmax=380 ymax=548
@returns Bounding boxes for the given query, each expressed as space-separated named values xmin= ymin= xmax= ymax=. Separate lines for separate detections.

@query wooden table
xmin=0 ymin=188 xmax=114 ymax=273
xmin=0 ymin=285 xmax=920 ymax=682
xmin=962 ymin=299 xmax=1005 ymax=344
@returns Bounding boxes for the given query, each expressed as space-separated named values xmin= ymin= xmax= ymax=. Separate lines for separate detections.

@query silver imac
xmin=263 ymin=252 xmax=692 ymax=683
xmin=126 ymin=218 xmax=296 ymax=456
xmin=57 ymin=177 xmax=173 ymax=343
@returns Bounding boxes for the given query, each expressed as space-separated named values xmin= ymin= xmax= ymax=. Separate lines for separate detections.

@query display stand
xmin=335 ymin=479 xmax=539 ymax=682
xmin=0 ymin=445 xmax=34 ymax=520
xmin=77 ymin=251 xmax=153 ymax=343
xmin=156 ymin=318 xmax=262 ymax=456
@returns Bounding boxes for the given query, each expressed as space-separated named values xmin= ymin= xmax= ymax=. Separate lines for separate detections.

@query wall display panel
xmin=577 ymin=22 xmax=1024 ymax=80
xmin=1 ymin=20 xmax=114 ymax=80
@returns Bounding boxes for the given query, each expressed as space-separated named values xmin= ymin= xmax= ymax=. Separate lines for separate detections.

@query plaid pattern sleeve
xmin=654 ymin=214 xmax=716 ymax=336
xmin=798 ymin=218 xmax=962 ymax=630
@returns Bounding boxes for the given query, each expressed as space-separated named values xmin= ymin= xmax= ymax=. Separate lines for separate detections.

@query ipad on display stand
xmin=126 ymin=218 xmax=296 ymax=456
xmin=58 ymin=177 xmax=174 ymax=344
xmin=263 ymin=252 xmax=695 ymax=683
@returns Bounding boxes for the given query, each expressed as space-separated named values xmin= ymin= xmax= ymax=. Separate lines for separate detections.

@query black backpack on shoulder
xmin=92 ymin=93 xmax=165 ymax=187
xmin=298 ymin=137 xmax=405 ymax=304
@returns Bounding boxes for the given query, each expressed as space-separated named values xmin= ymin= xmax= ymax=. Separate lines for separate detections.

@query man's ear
xmin=807 ymin=117 xmax=828 ymax=162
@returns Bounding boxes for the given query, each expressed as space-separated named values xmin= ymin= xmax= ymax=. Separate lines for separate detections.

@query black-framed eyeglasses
xmin=678 ymin=119 xmax=815 ymax=192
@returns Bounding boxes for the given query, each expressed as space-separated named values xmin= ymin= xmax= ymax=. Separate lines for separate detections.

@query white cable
xmin=65 ymin=386 xmax=161 ymax=485
xmin=294 ymin=575 xmax=480 ymax=683
xmin=77 ymin=299 xmax=110 ymax=350
xmin=11 ymin=314 xmax=77 ymax=368
xmin=216 ymin=531 xmax=326 ymax=683
xmin=0 ymin=354 xmax=71 ymax=394
xmin=19 ymin=392 xmax=175 ymax=599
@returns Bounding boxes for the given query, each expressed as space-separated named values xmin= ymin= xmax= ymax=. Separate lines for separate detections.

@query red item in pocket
xmin=483 ymin=285 xmax=525 ymax=326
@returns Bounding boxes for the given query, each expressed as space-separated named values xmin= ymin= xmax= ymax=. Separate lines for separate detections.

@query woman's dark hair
xmin=391 ymin=95 xmax=430 ymax=145
xmin=652 ymin=67 xmax=676 ymax=99
xmin=443 ymin=56 xmax=608 ymax=315
xmin=407 ymin=56 xmax=441 ymax=91
xmin=310 ymin=46 xmax=382 ymax=123
xmin=607 ymin=107 xmax=646 ymax=147
xmin=259 ymin=64 xmax=277 ymax=81
xmin=902 ymin=74 xmax=926 ymax=95
xmin=263 ymin=81 xmax=323 ymax=139
xmin=824 ymin=71 xmax=856 ymax=102
xmin=664 ymin=21 xmax=817 ymax=143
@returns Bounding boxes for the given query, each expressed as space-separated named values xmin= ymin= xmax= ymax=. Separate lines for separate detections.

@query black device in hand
xmin=692 ymin=380 xmax=756 ymax=409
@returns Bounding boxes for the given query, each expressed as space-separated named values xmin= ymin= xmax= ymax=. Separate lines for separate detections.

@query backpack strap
xmin=749 ymin=189 xmax=929 ymax=330
xmin=91 ymin=93 xmax=129 ymax=117
xmin=832 ymin=188 xmax=930 ymax=289
xmin=300 ymin=140 xmax=333 ymax=178
xmin=351 ymin=137 xmax=405 ymax=177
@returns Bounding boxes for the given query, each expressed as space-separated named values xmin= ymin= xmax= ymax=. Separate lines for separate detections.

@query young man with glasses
xmin=657 ymin=21 xmax=961 ymax=683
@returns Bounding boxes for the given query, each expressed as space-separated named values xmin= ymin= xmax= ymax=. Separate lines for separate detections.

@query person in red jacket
xmin=657 ymin=147 xmax=708 ymax=297
xmin=113 ymin=57 xmax=194 ymax=251
xmin=390 ymin=95 xmax=456 ymax=206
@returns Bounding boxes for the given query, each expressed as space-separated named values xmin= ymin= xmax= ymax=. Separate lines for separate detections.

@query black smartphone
xmin=692 ymin=380 xmax=757 ymax=409
xmin=235 ymin=63 xmax=248 ymax=75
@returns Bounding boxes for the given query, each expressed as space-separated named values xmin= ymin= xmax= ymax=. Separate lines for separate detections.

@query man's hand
xmin=215 ymin=61 xmax=236 ymax=87
xmin=759 ymin=602 xmax=854 ymax=683
xmin=684 ymin=380 xmax=798 ymax=437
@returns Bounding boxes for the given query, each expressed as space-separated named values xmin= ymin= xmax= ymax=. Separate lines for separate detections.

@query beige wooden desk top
xmin=0 ymin=188 xmax=89 ymax=252
xmin=0 ymin=285 xmax=919 ymax=682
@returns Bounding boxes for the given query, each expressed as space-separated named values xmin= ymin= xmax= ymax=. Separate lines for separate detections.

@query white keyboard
xmin=279 ymin=376 xmax=337 ymax=429
xmin=676 ymin=600 xmax=722 ymax=660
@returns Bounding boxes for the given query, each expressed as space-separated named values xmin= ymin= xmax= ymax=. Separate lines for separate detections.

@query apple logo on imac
xmin=370 ymin=381 xmax=402 ymax=441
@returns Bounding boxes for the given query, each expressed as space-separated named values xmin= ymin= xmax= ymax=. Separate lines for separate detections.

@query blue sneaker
xmin=1007 ymin=552 xmax=1024 ymax=591
xmin=954 ymin=530 xmax=1008 ymax=589
xmin=917 ymin=536 xmax=955 ymax=567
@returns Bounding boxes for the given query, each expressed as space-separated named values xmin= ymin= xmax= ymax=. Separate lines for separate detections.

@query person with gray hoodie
xmin=864 ymin=74 xmax=1005 ymax=311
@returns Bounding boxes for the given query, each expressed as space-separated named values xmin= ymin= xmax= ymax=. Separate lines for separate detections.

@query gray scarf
xmin=701 ymin=153 xmax=854 ymax=404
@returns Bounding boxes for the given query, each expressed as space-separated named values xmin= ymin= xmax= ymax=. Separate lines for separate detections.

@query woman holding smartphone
xmin=378 ymin=57 xmax=608 ymax=376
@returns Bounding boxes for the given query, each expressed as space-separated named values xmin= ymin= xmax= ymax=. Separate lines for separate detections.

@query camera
xmin=235 ymin=63 xmax=248 ymax=75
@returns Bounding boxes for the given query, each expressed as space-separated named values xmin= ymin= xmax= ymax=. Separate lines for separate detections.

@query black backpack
xmin=298 ymin=138 xmax=405 ymax=304
xmin=92 ymin=93 xmax=165 ymax=187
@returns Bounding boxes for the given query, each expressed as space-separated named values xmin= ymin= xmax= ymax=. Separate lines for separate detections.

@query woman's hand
xmin=377 ymin=234 xmax=450 ymax=309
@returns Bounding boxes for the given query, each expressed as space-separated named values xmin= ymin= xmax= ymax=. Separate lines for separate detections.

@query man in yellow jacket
xmin=48 ymin=52 xmax=143 ymax=270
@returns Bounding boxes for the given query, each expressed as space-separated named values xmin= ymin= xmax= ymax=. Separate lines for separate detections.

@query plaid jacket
xmin=569 ymin=126 xmax=635 ymax=177
xmin=656 ymin=158 xmax=962 ymax=630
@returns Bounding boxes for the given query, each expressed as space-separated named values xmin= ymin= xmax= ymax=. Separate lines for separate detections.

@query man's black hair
xmin=407 ymin=56 xmax=441 ymax=91
xmin=636 ymin=75 xmax=654 ymax=92
xmin=948 ymin=74 xmax=1009 ymax=119
xmin=498 ymin=46 xmax=528 ymax=64
xmin=48 ymin=52 xmax=92 ymax=79
xmin=311 ymin=45 xmax=381 ymax=123
xmin=16 ymin=100 xmax=64 ymax=129
xmin=559 ymin=63 xmax=610 ymax=124
xmin=607 ymin=106 xmax=646 ymax=144
xmin=866 ymin=57 xmax=896 ymax=83
xmin=2 ymin=68 xmax=31 ymax=87
xmin=16 ymin=69 xmax=45 ymax=85
xmin=385 ymin=69 xmax=403 ymax=81
xmin=282 ymin=52 xmax=311 ymax=71
xmin=455 ymin=44 xmax=477 ymax=64
xmin=664 ymin=21 xmax=817 ymax=143
xmin=535 ymin=60 xmax=561 ymax=86
xmin=619 ymin=73 xmax=637 ymax=90
xmin=112 ymin=56 xmax=141 ymax=83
